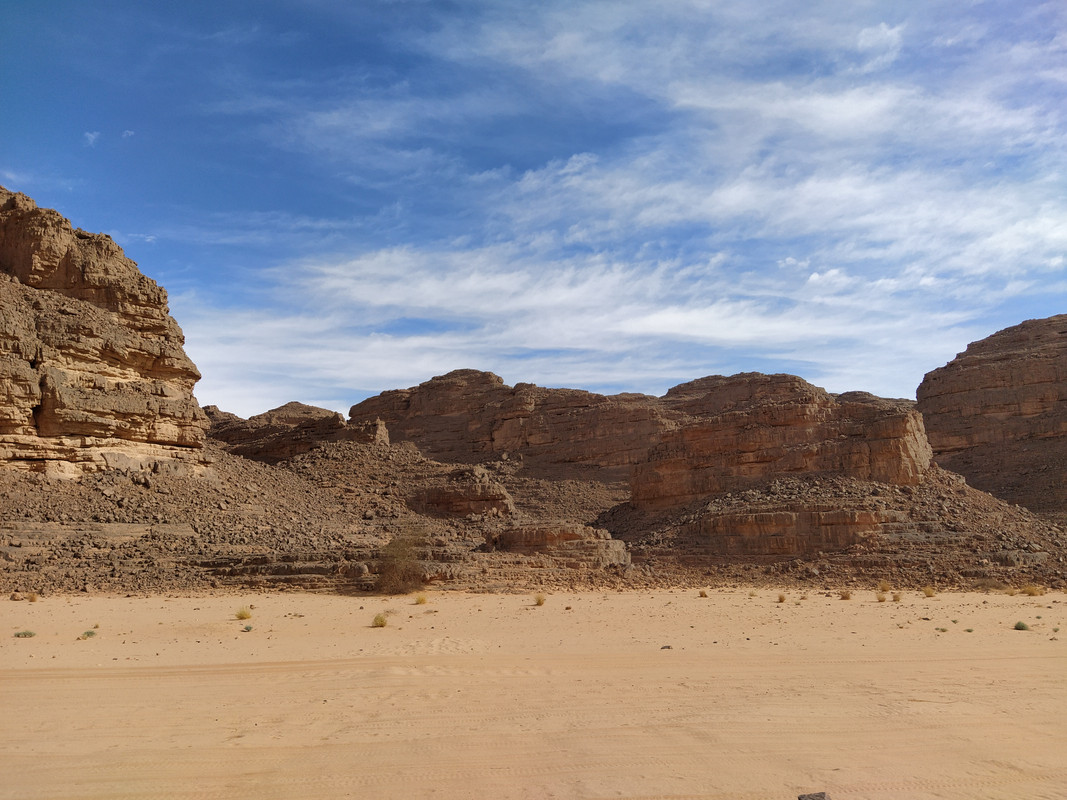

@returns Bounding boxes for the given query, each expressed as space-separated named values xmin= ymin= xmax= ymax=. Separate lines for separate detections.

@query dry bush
xmin=1022 ymin=584 xmax=1045 ymax=597
xmin=838 ymin=589 xmax=852 ymax=600
xmin=777 ymin=593 xmax=786 ymax=604
xmin=698 ymin=590 xmax=708 ymax=598
xmin=235 ymin=606 xmax=252 ymax=620
xmin=372 ymin=612 xmax=388 ymax=628
xmin=1005 ymin=587 xmax=1018 ymax=596
xmin=27 ymin=592 xmax=38 ymax=602
xmin=892 ymin=592 xmax=902 ymax=602
xmin=876 ymin=592 xmax=886 ymax=603
xmin=375 ymin=535 xmax=426 ymax=594
xmin=414 ymin=593 xmax=427 ymax=605
xmin=921 ymin=585 xmax=936 ymax=597
xmin=877 ymin=579 xmax=892 ymax=593
xmin=971 ymin=577 xmax=1008 ymax=592
xmin=534 ymin=593 xmax=546 ymax=606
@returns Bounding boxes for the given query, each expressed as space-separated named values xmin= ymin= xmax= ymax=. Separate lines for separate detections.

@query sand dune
xmin=2 ymin=589 xmax=1065 ymax=800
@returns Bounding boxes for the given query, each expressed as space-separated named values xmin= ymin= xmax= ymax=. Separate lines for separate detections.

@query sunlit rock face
xmin=0 ymin=186 xmax=207 ymax=476
xmin=631 ymin=373 xmax=931 ymax=511
xmin=917 ymin=315 xmax=1067 ymax=514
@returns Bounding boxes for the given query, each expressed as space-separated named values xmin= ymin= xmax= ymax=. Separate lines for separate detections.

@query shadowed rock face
xmin=917 ymin=315 xmax=1067 ymax=514
xmin=632 ymin=374 xmax=932 ymax=511
xmin=0 ymin=187 xmax=207 ymax=475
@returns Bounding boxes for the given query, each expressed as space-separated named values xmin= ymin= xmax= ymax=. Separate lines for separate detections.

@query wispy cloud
xmin=83 ymin=131 xmax=100 ymax=147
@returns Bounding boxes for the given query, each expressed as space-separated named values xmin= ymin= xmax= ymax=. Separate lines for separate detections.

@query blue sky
xmin=2 ymin=1 xmax=1065 ymax=417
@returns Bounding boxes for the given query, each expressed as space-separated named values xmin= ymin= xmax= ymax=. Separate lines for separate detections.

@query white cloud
xmin=83 ymin=131 xmax=100 ymax=147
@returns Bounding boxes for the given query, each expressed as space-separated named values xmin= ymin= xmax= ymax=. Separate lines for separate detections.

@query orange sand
xmin=2 ymin=588 xmax=1065 ymax=799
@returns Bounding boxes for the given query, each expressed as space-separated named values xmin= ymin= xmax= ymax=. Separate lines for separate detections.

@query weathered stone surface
xmin=0 ymin=187 xmax=207 ymax=475
xmin=487 ymin=523 xmax=630 ymax=568
xmin=208 ymin=401 xmax=387 ymax=464
xmin=632 ymin=374 xmax=931 ymax=511
xmin=349 ymin=369 xmax=674 ymax=478
xmin=917 ymin=315 xmax=1067 ymax=513
xmin=410 ymin=465 xmax=515 ymax=518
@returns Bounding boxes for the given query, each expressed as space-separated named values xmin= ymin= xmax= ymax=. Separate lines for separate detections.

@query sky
xmin=2 ymin=1 xmax=1065 ymax=417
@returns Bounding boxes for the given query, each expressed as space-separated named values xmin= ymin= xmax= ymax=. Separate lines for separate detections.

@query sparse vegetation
xmin=921 ymin=585 xmax=936 ymax=597
xmin=698 ymin=590 xmax=708 ymax=598
xmin=877 ymin=579 xmax=892 ymax=593
xmin=1005 ymin=587 xmax=1018 ymax=596
xmin=414 ymin=593 xmax=427 ymax=605
xmin=748 ymin=590 xmax=757 ymax=598
xmin=892 ymin=592 xmax=902 ymax=602
xmin=13 ymin=630 xmax=35 ymax=638
xmin=375 ymin=535 xmax=426 ymax=594
xmin=838 ymin=589 xmax=852 ymax=600
xmin=965 ymin=628 xmax=974 ymax=633
xmin=534 ymin=593 xmax=546 ymax=607
xmin=27 ymin=592 xmax=38 ymax=602
xmin=777 ymin=593 xmax=786 ymax=603
xmin=372 ymin=612 xmax=388 ymax=628
xmin=242 ymin=625 xmax=253 ymax=632
xmin=235 ymin=606 xmax=252 ymax=620
xmin=78 ymin=630 xmax=96 ymax=640
xmin=1014 ymin=621 xmax=1030 ymax=631
xmin=876 ymin=592 xmax=886 ymax=602
xmin=1022 ymin=584 xmax=1045 ymax=597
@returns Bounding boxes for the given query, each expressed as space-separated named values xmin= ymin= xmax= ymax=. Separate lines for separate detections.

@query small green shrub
xmin=242 ymin=625 xmax=253 ymax=632
xmin=375 ymin=535 xmax=425 ymax=594
xmin=1014 ymin=621 xmax=1030 ymax=631
xmin=13 ymin=630 xmax=35 ymax=638
xmin=372 ymin=612 xmax=388 ymax=628
xmin=78 ymin=630 xmax=96 ymax=640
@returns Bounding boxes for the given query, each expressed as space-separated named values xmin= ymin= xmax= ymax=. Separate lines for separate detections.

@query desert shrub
xmin=534 ymin=593 xmax=546 ymax=606
xmin=698 ymin=590 xmax=708 ymax=598
xmin=235 ymin=606 xmax=252 ymax=620
xmin=1005 ymin=587 xmax=1018 ymax=596
xmin=892 ymin=592 xmax=902 ymax=602
xmin=838 ymin=589 xmax=852 ymax=600
xmin=777 ymin=593 xmax=786 ymax=604
xmin=876 ymin=592 xmax=886 ymax=603
xmin=971 ymin=577 xmax=1008 ymax=592
xmin=27 ymin=592 xmax=38 ymax=602
xmin=372 ymin=613 xmax=388 ymax=628
xmin=375 ymin=535 xmax=425 ymax=594
xmin=414 ymin=593 xmax=427 ymax=605
xmin=877 ymin=579 xmax=892 ymax=593
xmin=242 ymin=625 xmax=253 ymax=632
xmin=13 ymin=630 xmax=35 ymax=638
xmin=1022 ymin=584 xmax=1045 ymax=597
xmin=1014 ymin=621 xmax=1030 ymax=631
xmin=921 ymin=585 xmax=936 ymax=597
xmin=78 ymin=630 xmax=96 ymax=640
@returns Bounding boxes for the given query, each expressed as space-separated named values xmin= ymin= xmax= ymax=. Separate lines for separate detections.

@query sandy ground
xmin=2 ymin=587 xmax=1065 ymax=800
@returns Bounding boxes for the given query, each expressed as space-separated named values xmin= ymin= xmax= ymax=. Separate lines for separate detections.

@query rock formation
xmin=486 ymin=523 xmax=630 ymax=568
xmin=349 ymin=369 xmax=674 ymax=479
xmin=632 ymin=374 xmax=932 ymax=510
xmin=207 ymin=401 xmax=387 ymax=464
xmin=0 ymin=187 xmax=207 ymax=475
xmin=917 ymin=315 xmax=1067 ymax=515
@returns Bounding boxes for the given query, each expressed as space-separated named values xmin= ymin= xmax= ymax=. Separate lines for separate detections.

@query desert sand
xmin=2 ymin=588 xmax=1065 ymax=800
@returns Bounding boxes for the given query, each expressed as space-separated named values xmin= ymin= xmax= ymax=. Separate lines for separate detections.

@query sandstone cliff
xmin=917 ymin=315 xmax=1067 ymax=514
xmin=632 ymin=373 xmax=932 ymax=510
xmin=349 ymin=369 xmax=674 ymax=479
xmin=0 ymin=187 xmax=207 ymax=475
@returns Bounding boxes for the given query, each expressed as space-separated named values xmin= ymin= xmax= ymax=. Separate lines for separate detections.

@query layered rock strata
xmin=349 ymin=369 xmax=673 ymax=478
xmin=486 ymin=523 xmax=630 ymax=568
xmin=0 ymin=187 xmax=206 ymax=475
xmin=917 ymin=316 xmax=1067 ymax=514
xmin=631 ymin=374 xmax=931 ymax=510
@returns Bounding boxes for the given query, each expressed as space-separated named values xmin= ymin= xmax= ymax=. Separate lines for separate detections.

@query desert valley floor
xmin=3 ymin=588 xmax=1065 ymax=800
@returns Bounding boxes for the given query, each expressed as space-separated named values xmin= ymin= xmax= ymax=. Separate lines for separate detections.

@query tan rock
xmin=917 ymin=315 xmax=1067 ymax=513
xmin=0 ymin=187 xmax=207 ymax=474
xmin=487 ymin=523 xmax=630 ymax=568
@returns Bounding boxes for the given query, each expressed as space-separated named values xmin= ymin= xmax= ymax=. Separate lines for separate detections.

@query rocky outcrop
xmin=409 ymin=465 xmax=515 ymax=518
xmin=0 ymin=187 xmax=207 ymax=476
xmin=487 ymin=523 xmax=630 ymax=568
xmin=349 ymin=369 xmax=674 ymax=479
xmin=917 ymin=315 xmax=1067 ymax=514
xmin=632 ymin=374 xmax=931 ymax=511
xmin=207 ymin=401 xmax=387 ymax=464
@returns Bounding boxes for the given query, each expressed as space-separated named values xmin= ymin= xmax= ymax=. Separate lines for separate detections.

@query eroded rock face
xmin=409 ymin=465 xmax=516 ymax=518
xmin=208 ymin=401 xmax=387 ymax=464
xmin=0 ymin=187 xmax=207 ymax=475
xmin=349 ymin=369 xmax=674 ymax=478
xmin=487 ymin=523 xmax=630 ymax=568
xmin=917 ymin=315 xmax=1067 ymax=513
xmin=632 ymin=374 xmax=931 ymax=511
